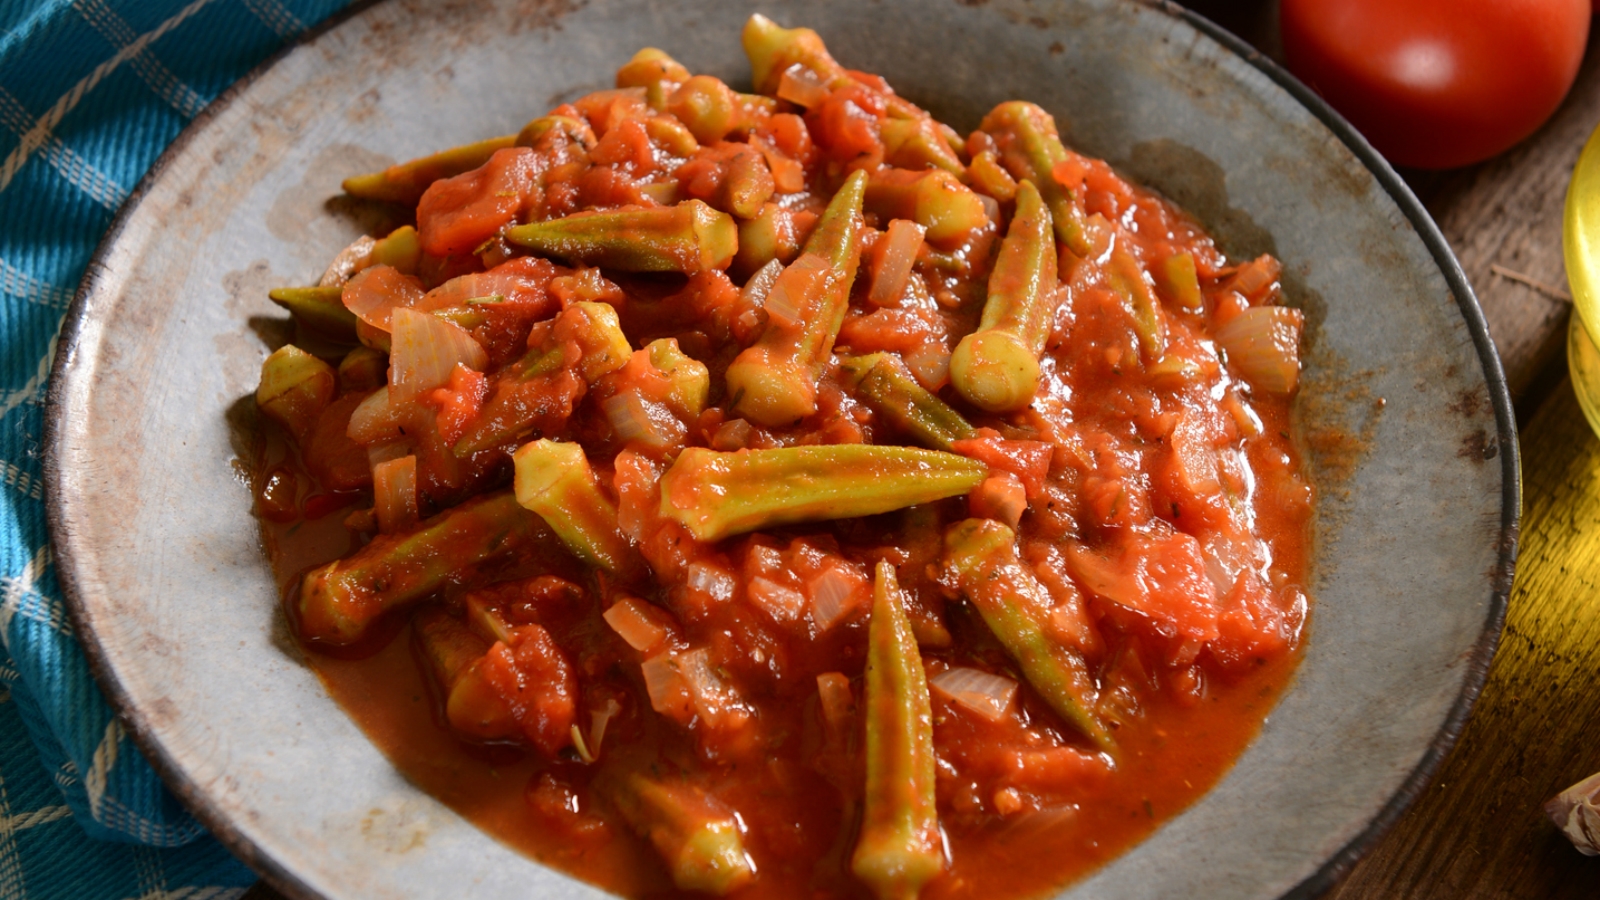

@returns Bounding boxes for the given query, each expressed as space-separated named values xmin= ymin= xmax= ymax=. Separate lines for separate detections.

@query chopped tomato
xmin=417 ymin=146 xmax=539 ymax=257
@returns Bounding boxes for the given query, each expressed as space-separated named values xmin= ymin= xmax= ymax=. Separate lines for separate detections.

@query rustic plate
xmin=44 ymin=0 xmax=1517 ymax=898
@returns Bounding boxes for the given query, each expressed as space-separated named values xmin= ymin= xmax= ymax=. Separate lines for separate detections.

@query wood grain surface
xmin=1324 ymin=384 xmax=1600 ymax=899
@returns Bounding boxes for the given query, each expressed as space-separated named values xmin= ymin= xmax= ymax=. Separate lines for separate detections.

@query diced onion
xmin=641 ymin=653 xmax=693 ymax=721
xmin=587 ymin=698 xmax=622 ymax=762
xmin=816 ymin=672 xmax=855 ymax=736
xmin=740 ymin=258 xmax=784 ymax=311
xmin=868 ymin=219 xmax=926 ymax=308
xmin=776 ymin=64 xmax=829 ymax=108
xmin=929 ymin=666 xmax=1017 ymax=721
xmin=763 ymin=253 xmax=830 ymax=327
xmin=748 ymin=576 xmax=806 ymax=623
xmin=603 ymin=598 xmax=668 ymax=653
xmin=977 ymin=193 xmax=1001 ymax=225
xmin=676 ymin=648 xmax=743 ymax=725
xmin=807 ymin=564 xmax=865 ymax=631
xmin=372 ymin=454 xmax=418 ymax=534
xmin=686 ymin=561 xmax=737 ymax=603
xmin=604 ymin=391 xmax=686 ymax=450
xmin=319 ymin=235 xmax=377 ymax=287
xmin=366 ymin=440 xmax=412 ymax=468
xmin=903 ymin=342 xmax=951 ymax=392
xmin=389 ymin=307 xmax=488 ymax=403
xmin=1214 ymin=306 xmax=1303 ymax=394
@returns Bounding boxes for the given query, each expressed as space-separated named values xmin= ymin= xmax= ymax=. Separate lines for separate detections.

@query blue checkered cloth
xmin=0 ymin=1 xmax=350 ymax=896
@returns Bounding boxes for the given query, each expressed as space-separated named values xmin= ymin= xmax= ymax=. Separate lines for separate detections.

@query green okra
xmin=840 ymin=353 xmax=976 ymax=451
xmin=615 ymin=47 xmax=691 ymax=93
xmin=724 ymin=169 xmax=866 ymax=426
xmin=645 ymin=338 xmax=711 ymax=419
xmin=942 ymin=518 xmax=1115 ymax=751
xmin=513 ymin=439 xmax=633 ymax=572
xmin=659 ymin=445 xmax=987 ymax=543
xmin=505 ymin=201 xmax=737 ymax=274
xmin=852 ymin=561 xmax=944 ymax=900
xmin=948 ymin=179 xmax=1059 ymax=413
xmin=719 ymin=145 xmax=775 ymax=219
xmin=978 ymin=101 xmax=1088 ymax=256
xmin=372 ymin=225 xmax=422 ymax=274
xmin=268 ymin=285 xmax=357 ymax=339
xmin=863 ymin=169 xmax=989 ymax=247
xmin=337 ymin=346 xmax=387 ymax=393
xmin=741 ymin=13 xmax=853 ymax=96
xmin=732 ymin=203 xmax=803 ymax=278
xmin=342 ymin=134 xmax=516 ymax=205
xmin=257 ymin=345 xmax=336 ymax=440
xmin=1109 ymin=247 xmax=1168 ymax=360
xmin=667 ymin=76 xmax=776 ymax=145
xmin=599 ymin=770 xmax=756 ymax=895
xmin=1155 ymin=251 xmax=1203 ymax=311
xmin=298 ymin=492 xmax=547 ymax=646
xmin=412 ymin=606 xmax=520 ymax=741
xmin=516 ymin=114 xmax=597 ymax=152
xmin=881 ymin=117 xmax=966 ymax=177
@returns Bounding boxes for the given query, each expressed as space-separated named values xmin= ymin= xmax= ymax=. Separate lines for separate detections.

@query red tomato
xmin=1280 ymin=0 xmax=1590 ymax=169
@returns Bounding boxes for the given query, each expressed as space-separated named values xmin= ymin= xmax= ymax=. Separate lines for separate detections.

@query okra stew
xmin=253 ymin=14 xmax=1312 ymax=900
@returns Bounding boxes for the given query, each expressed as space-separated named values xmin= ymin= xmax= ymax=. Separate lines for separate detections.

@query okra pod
xmin=942 ymin=518 xmax=1114 ymax=751
xmin=615 ymin=47 xmax=691 ymax=93
xmin=852 ymin=561 xmax=944 ymax=900
xmin=724 ymin=170 xmax=866 ymax=426
xmin=513 ymin=439 xmax=633 ymax=572
xmin=667 ymin=76 xmax=775 ymax=145
xmin=515 ymin=114 xmax=596 ymax=152
xmin=597 ymin=770 xmax=757 ymax=895
xmin=645 ymin=338 xmax=711 ymax=419
xmin=840 ymin=353 xmax=976 ymax=451
xmin=660 ymin=445 xmax=986 ymax=543
xmin=269 ymin=285 xmax=357 ymax=339
xmin=1109 ymin=247 xmax=1167 ymax=360
xmin=732 ymin=203 xmax=806 ymax=278
xmin=978 ymin=101 xmax=1088 ymax=256
xmin=257 ymin=345 xmax=336 ymax=440
xmin=412 ymin=607 xmax=519 ymax=741
xmin=863 ymin=169 xmax=989 ymax=248
xmin=562 ymin=300 xmax=635 ymax=383
xmin=297 ymin=492 xmax=546 ymax=646
xmin=505 ymin=201 xmax=737 ymax=274
xmin=948 ymin=179 xmax=1059 ymax=413
xmin=337 ymin=346 xmax=386 ymax=393
xmin=742 ymin=13 xmax=852 ymax=96
xmin=342 ymin=134 xmax=516 ymax=205
xmin=881 ymin=117 xmax=965 ymax=177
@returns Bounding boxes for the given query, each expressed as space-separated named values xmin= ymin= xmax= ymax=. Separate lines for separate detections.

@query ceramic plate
xmin=45 ymin=1 xmax=1518 ymax=897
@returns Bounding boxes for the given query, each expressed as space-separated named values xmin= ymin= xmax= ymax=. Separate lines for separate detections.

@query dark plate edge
xmin=40 ymin=2 xmax=1521 ymax=900
xmin=1145 ymin=2 xmax=1522 ymax=898
xmin=42 ymin=5 xmax=385 ymax=899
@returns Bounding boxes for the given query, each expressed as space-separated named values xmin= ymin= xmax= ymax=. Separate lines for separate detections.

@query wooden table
xmin=244 ymin=5 xmax=1600 ymax=898
xmin=1185 ymin=2 xmax=1600 ymax=897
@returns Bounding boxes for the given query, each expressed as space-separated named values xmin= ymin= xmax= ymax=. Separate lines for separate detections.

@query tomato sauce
xmin=254 ymin=16 xmax=1312 ymax=900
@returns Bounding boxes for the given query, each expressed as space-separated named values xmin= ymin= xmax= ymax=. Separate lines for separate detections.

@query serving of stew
xmin=252 ymin=14 xmax=1313 ymax=899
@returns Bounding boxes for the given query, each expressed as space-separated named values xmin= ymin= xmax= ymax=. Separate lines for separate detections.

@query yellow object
xmin=1563 ymin=123 xmax=1600 ymax=436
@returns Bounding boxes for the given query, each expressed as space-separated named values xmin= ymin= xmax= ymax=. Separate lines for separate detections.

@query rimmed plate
xmin=45 ymin=1 xmax=1517 ymax=897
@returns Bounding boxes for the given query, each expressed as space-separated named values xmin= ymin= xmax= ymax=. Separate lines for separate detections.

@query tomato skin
xmin=1281 ymin=0 xmax=1590 ymax=169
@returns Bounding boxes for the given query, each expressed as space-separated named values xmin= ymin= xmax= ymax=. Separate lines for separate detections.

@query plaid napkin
xmin=0 ymin=0 xmax=349 ymax=895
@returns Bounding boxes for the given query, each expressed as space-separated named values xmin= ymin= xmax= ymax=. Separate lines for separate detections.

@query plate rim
xmin=41 ymin=1 xmax=1521 ymax=898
